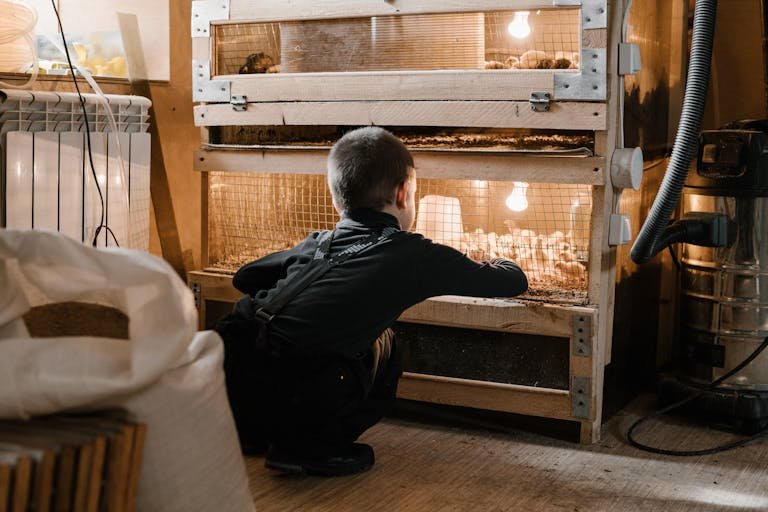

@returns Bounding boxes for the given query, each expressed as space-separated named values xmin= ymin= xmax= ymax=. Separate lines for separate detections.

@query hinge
xmin=572 ymin=314 xmax=592 ymax=356
xmin=231 ymin=95 xmax=247 ymax=111
xmin=529 ymin=92 xmax=551 ymax=112
xmin=571 ymin=376 xmax=591 ymax=419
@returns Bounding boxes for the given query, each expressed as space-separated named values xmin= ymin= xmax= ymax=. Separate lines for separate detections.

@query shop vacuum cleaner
xmin=628 ymin=0 xmax=768 ymax=454
xmin=659 ymin=120 xmax=768 ymax=435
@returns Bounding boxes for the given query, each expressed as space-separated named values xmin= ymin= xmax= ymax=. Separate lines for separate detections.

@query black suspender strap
xmin=253 ymin=227 xmax=397 ymax=325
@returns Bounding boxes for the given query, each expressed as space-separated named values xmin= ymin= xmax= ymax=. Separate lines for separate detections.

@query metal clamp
xmin=190 ymin=282 xmax=201 ymax=310
xmin=529 ymin=92 xmax=551 ymax=112
xmin=231 ymin=95 xmax=247 ymax=112
xmin=572 ymin=315 xmax=592 ymax=356
xmin=571 ymin=376 xmax=591 ymax=419
xmin=192 ymin=0 xmax=230 ymax=37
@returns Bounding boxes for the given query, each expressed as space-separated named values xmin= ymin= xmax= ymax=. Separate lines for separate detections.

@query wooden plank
xmin=200 ymin=172 xmax=210 ymax=268
xmin=194 ymin=147 xmax=606 ymax=184
xmin=397 ymin=373 xmax=572 ymax=420
xmin=400 ymin=296 xmax=596 ymax=338
xmin=228 ymin=0 xmax=583 ymax=23
xmin=119 ymin=11 xmax=188 ymax=276
xmin=577 ymin=0 xmax=624 ymax=442
xmin=188 ymin=271 xmax=597 ymax=338
xmin=188 ymin=270 xmax=241 ymax=303
xmin=225 ymin=70 xmax=555 ymax=102
xmin=195 ymin=101 xmax=607 ymax=130
xmin=582 ymin=28 xmax=608 ymax=49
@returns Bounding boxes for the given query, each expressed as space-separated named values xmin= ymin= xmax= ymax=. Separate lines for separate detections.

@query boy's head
xmin=328 ymin=127 xmax=416 ymax=228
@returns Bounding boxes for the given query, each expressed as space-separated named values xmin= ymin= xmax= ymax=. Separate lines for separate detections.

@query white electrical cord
xmin=0 ymin=0 xmax=39 ymax=89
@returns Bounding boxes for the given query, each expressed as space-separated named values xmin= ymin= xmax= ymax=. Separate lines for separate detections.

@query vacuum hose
xmin=630 ymin=0 xmax=718 ymax=264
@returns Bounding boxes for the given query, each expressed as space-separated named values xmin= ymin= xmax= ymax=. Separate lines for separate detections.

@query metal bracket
xmin=529 ymin=92 xmax=551 ymax=113
xmin=571 ymin=376 xmax=591 ymax=419
xmin=572 ymin=314 xmax=592 ymax=356
xmin=192 ymin=0 xmax=230 ymax=37
xmin=190 ymin=282 xmax=201 ymax=310
xmin=581 ymin=0 xmax=608 ymax=29
xmin=192 ymin=60 xmax=230 ymax=103
xmin=554 ymin=48 xmax=607 ymax=100
xmin=231 ymin=95 xmax=247 ymax=111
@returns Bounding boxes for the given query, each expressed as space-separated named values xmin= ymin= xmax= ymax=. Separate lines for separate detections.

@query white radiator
xmin=0 ymin=90 xmax=152 ymax=250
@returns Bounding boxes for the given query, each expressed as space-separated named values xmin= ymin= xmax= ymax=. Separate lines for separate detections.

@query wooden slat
xmin=188 ymin=271 xmax=597 ymax=338
xmin=582 ymin=28 xmax=608 ymax=49
xmin=194 ymin=100 xmax=607 ymax=130
xmin=397 ymin=373 xmax=573 ymax=420
xmin=400 ymin=296 xmax=596 ymax=338
xmin=225 ymin=70 xmax=555 ymax=102
xmin=228 ymin=0 xmax=583 ymax=23
xmin=194 ymin=147 xmax=606 ymax=184
xmin=188 ymin=270 xmax=241 ymax=302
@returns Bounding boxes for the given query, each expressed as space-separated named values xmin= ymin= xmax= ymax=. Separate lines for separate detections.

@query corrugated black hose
xmin=630 ymin=0 xmax=718 ymax=264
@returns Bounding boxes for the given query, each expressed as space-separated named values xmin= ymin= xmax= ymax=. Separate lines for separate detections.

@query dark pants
xmin=215 ymin=314 xmax=403 ymax=452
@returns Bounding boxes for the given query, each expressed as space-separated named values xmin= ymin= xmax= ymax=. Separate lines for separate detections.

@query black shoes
xmin=265 ymin=442 xmax=375 ymax=476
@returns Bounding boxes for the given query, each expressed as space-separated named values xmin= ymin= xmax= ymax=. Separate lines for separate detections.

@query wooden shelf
xmin=188 ymin=270 xmax=603 ymax=443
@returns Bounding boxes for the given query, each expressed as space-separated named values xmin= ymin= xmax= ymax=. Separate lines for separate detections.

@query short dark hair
xmin=327 ymin=127 xmax=414 ymax=212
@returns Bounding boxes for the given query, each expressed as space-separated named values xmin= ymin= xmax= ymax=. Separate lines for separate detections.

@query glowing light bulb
xmin=507 ymin=11 xmax=531 ymax=39
xmin=472 ymin=179 xmax=487 ymax=188
xmin=505 ymin=181 xmax=529 ymax=212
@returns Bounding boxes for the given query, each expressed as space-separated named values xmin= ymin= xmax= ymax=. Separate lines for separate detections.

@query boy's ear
xmin=332 ymin=197 xmax=342 ymax=215
xmin=394 ymin=180 xmax=408 ymax=209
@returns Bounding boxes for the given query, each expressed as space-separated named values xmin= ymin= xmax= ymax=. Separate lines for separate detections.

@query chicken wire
xmin=212 ymin=9 xmax=581 ymax=76
xmin=207 ymin=172 xmax=591 ymax=299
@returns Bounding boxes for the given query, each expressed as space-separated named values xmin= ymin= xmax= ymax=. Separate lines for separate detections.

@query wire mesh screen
xmin=484 ymin=10 xmax=580 ymax=69
xmin=207 ymin=172 xmax=591 ymax=300
xmin=212 ymin=9 xmax=581 ymax=76
xmin=208 ymin=172 xmax=336 ymax=270
xmin=214 ymin=23 xmax=281 ymax=75
xmin=415 ymin=180 xmax=591 ymax=295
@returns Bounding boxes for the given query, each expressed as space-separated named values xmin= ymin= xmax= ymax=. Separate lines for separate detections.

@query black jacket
xmin=232 ymin=209 xmax=528 ymax=358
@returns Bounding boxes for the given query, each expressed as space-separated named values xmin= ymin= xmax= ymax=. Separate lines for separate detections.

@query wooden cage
xmin=188 ymin=0 xmax=684 ymax=443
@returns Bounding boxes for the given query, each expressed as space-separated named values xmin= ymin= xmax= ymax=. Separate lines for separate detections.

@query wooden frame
xmin=188 ymin=271 xmax=603 ymax=442
xmin=192 ymin=0 xmax=609 ymax=107
xmin=187 ymin=0 xmax=650 ymax=444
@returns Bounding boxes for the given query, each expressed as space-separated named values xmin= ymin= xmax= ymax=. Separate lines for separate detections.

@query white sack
xmin=0 ymin=229 xmax=254 ymax=512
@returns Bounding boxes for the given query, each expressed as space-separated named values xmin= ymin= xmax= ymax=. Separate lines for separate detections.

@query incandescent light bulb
xmin=505 ymin=181 xmax=529 ymax=212
xmin=507 ymin=11 xmax=531 ymax=39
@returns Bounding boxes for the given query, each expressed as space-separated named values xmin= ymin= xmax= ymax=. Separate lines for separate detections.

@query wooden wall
xmin=701 ymin=0 xmax=768 ymax=128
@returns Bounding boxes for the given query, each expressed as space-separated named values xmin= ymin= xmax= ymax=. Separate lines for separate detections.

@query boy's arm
xmin=417 ymin=239 xmax=528 ymax=299
xmin=232 ymin=236 xmax=316 ymax=295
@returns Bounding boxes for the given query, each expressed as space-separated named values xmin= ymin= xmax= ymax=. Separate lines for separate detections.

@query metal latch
xmin=231 ymin=95 xmax=247 ymax=112
xmin=529 ymin=92 xmax=551 ymax=112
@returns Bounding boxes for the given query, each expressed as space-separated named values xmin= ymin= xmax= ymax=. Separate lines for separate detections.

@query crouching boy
xmin=216 ymin=127 xmax=528 ymax=477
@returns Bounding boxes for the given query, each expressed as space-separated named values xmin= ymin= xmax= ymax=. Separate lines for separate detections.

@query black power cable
xmin=51 ymin=0 xmax=120 ymax=247
xmin=627 ymin=336 xmax=768 ymax=456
